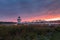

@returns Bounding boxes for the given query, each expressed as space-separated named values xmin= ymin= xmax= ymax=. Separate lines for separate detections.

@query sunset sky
xmin=0 ymin=0 xmax=60 ymax=22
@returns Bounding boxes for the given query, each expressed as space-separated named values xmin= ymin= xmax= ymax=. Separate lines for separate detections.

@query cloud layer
xmin=0 ymin=0 xmax=60 ymax=22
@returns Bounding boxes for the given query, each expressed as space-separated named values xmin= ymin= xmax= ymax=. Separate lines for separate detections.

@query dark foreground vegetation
xmin=0 ymin=24 xmax=60 ymax=40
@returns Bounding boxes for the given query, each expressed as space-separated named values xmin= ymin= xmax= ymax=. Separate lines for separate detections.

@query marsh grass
xmin=0 ymin=25 xmax=60 ymax=40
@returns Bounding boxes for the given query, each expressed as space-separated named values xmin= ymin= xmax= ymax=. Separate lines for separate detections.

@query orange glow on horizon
xmin=10 ymin=14 xmax=60 ymax=22
xmin=21 ymin=14 xmax=60 ymax=22
xmin=45 ymin=18 xmax=60 ymax=21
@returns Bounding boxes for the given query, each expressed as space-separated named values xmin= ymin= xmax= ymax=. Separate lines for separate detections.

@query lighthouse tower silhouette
xmin=17 ymin=16 xmax=21 ymax=24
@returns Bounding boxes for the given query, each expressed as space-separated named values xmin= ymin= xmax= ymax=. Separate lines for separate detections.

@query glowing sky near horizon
xmin=0 ymin=0 xmax=60 ymax=22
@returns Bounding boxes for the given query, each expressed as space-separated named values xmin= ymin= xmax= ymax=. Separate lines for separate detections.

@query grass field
xmin=51 ymin=32 xmax=60 ymax=40
xmin=0 ymin=25 xmax=60 ymax=40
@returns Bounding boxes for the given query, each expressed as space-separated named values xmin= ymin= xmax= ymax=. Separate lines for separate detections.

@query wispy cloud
xmin=0 ymin=0 xmax=60 ymax=21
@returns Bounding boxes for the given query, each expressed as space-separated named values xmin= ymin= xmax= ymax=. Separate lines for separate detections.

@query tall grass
xmin=0 ymin=25 xmax=60 ymax=40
